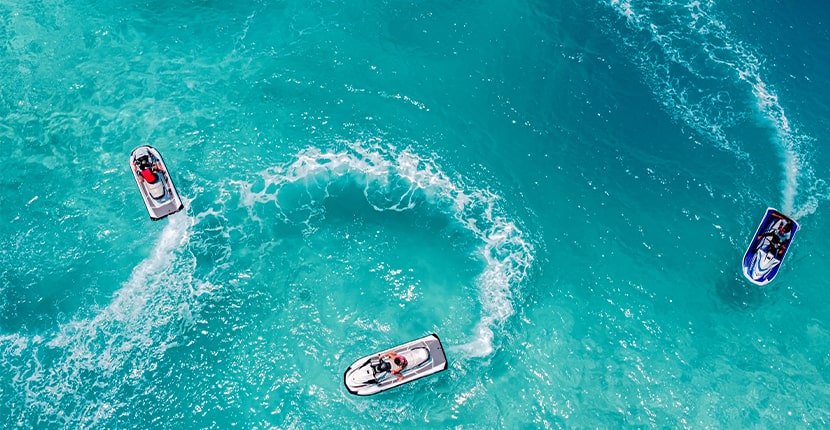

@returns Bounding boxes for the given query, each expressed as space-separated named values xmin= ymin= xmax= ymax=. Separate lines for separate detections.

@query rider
xmin=380 ymin=351 xmax=408 ymax=381
xmin=375 ymin=359 xmax=392 ymax=373
xmin=136 ymin=155 xmax=163 ymax=183
xmin=757 ymin=220 xmax=793 ymax=258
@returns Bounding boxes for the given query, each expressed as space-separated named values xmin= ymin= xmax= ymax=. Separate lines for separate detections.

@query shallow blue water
xmin=2 ymin=0 xmax=830 ymax=428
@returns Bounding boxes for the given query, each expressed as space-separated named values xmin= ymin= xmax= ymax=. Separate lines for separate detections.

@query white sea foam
xmin=236 ymin=140 xmax=534 ymax=357
xmin=605 ymin=0 xmax=821 ymax=218
xmin=607 ymin=0 xmax=749 ymax=157
xmin=0 ymin=212 xmax=208 ymax=427
xmin=1 ymin=141 xmax=532 ymax=426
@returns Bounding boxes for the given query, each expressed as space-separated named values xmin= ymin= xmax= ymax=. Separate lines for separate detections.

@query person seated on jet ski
xmin=373 ymin=358 xmax=392 ymax=374
xmin=757 ymin=221 xmax=793 ymax=258
xmin=380 ymin=351 xmax=408 ymax=381
xmin=136 ymin=156 xmax=164 ymax=184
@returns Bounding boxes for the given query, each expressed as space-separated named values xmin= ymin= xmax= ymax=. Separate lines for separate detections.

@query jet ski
xmin=344 ymin=333 xmax=447 ymax=396
xmin=129 ymin=145 xmax=184 ymax=220
xmin=742 ymin=207 xmax=798 ymax=286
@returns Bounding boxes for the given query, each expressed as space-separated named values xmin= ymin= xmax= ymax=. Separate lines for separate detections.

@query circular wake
xmin=235 ymin=140 xmax=535 ymax=357
xmin=0 ymin=141 xmax=534 ymax=427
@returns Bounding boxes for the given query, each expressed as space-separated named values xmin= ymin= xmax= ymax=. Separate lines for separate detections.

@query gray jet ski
xmin=129 ymin=145 xmax=184 ymax=220
xmin=344 ymin=333 xmax=447 ymax=396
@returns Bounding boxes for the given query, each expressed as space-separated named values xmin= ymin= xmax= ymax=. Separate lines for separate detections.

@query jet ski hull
xmin=129 ymin=145 xmax=184 ymax=221
xmin=742 ymin=207 xmax=798 ymax=286
xmin=344 ymin=333 xmax=447 ymax=396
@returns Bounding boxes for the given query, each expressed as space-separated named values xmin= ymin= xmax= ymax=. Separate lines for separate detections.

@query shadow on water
xmin=715 ymin=269 xmax=768 ymax=311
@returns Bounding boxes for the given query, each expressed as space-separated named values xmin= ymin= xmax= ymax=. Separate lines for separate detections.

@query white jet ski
xmin=344 ymin=333 xmax=447 ymax=396
xmin=129 ymin=145 xmax=184 ymax=220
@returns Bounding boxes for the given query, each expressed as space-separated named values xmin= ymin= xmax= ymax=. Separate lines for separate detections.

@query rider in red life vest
xmin=140 ymin=168 xmax=158 ymax=183
xmin=136 ymin=156 xmax=163 ymax=183
xmin=380 ymin=351 xmax=408 ymax=381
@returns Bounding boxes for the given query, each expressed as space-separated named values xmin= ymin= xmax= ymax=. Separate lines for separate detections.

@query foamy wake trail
xmin=0 ymin=212 xmax=208 ymax=427
xmin=237 ymin=140 xmax=534 ymax=358
xmin=450 ymin=221 xmax=533 ymax=358
xmin=606 ymin=0 xmax=821 ymax=219
xmin=739 ymin=65 xmax=811 ymax=217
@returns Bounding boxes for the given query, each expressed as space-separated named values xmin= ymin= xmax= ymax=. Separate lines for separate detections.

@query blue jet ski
xmin=742 ymin=208 xmax=798 ymax=286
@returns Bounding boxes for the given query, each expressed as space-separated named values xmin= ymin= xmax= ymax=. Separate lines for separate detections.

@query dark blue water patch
xmin=1 ymin=230 xmax=107 ymax=333
xmin=302 ymin=178 xmax=480 ymax=268
xmin=379 ymin=1 xmax=475 ymax=51
xmin=186 ymin=212 xmax=234 ymax=281
xmin=1 ymin=268 xmax=99 ymax=337
xmin=719 ymin=0 xmax=830 ymax=71
xmin=0 ymin=272 xmax=66 ymax=333
xmin=714 ymin=269 xmax=768 ymax=311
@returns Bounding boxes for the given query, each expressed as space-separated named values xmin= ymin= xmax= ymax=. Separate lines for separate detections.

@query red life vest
xmin=140 ymin=168 xmax=158 ymax=183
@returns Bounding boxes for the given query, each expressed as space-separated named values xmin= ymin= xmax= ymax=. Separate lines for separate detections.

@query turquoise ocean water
xmin=2 ymin=0 xmax=830 ymax=427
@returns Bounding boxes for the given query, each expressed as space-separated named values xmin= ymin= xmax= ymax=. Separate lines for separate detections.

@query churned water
xmin=2 ymin=0 xmax=829 ymax=428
